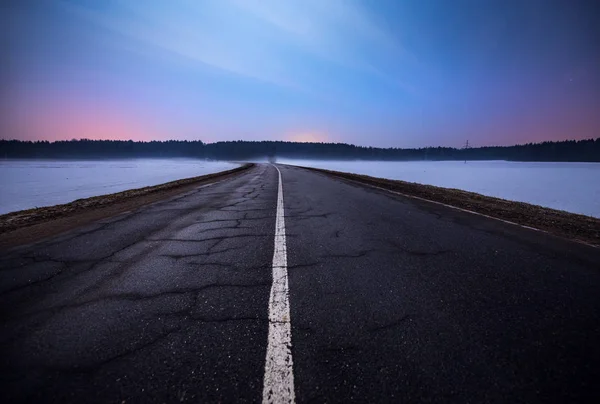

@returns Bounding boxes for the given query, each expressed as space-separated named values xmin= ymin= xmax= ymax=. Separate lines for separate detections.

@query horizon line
xmin=1 ymin=137 xmax=599 ymax=150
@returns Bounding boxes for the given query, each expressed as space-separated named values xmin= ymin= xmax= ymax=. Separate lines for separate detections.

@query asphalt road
xmin=1 ymin=163 xmax=599 ymax=403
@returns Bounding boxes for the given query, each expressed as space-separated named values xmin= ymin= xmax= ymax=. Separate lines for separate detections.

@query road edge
xmin=0 ymin=163 xmax=254 ymax=249
xmin=295 ymin=165 xmax=599 ymax=248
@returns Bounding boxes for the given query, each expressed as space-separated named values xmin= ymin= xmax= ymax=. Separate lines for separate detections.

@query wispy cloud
xmin=234 ymin=0 xmax=417 ymax=79
xmin=61 ymin=0 xmax=416 ymax=94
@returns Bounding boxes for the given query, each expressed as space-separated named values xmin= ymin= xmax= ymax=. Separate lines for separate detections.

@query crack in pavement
xmin=6 ymin=281 xmax=271 ymax=321
xmin=161 ymin=245 xmax=247 ymax=260
xmin=52 ymin=324 xmax=184 ymax=374
xmin=0 ymin=166 xmax=279 ymax=393
xmin=287 ymin=212 xmax=334 ymax=220
xmin=52 ymin=309 xmax=269 ymax=373
xmin=181 ymin=223 xmax=253 ymax=232
xmin=319 ymin=250 xmax=372 ymax=259
xmin=148 ymin=234 xmax=271 ymax=244
xmin=288 ymin=262 xmax=322 ymax=270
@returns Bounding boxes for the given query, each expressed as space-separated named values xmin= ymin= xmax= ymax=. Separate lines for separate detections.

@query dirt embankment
xmin=305 ymin=166 xmax=600 ymax=247
xmin=0 ymin=163 xmax=254 ymax=248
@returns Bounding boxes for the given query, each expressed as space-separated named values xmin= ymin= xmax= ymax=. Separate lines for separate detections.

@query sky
xmin=1 ymin=0 xmax=599 ymax=148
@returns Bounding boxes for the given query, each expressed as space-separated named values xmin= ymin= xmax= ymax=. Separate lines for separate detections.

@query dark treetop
xmin=1 ymin=138 xmax=599 ymax=162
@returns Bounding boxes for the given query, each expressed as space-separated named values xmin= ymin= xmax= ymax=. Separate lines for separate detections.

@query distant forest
xmin=1 ymin=138 xmax=599 ymax=162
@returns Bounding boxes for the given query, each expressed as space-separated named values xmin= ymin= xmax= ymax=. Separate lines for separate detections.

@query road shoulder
xmin=297 ymin=165 xmax=600 ymax=248
xmin=0 ymin=164 xmax=254 ymax=249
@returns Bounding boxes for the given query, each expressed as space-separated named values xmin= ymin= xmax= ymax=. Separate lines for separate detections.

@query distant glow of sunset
xmin=287 ymin=133 xmax=328 ymax=143
xmin=2 ymin=0 xmax=599 ymax=147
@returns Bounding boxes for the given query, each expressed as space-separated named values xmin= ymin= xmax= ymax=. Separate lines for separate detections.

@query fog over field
xmin=0 ymin=159 xmax=238 ymax=215
xmin=2 ymin=159 xmax=598 ymax=218
xmin=277 ymin=159 xmax=600 ymax=218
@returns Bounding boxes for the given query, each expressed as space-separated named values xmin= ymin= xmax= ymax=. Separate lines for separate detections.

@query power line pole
xmin=463 ymin=140 xmax=470 ymax=163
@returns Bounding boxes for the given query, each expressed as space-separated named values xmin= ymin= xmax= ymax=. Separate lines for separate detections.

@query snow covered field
xmin=0 ymin=159 xmax=238 ymax=215
xmin=2 ymin=159 xmax=597 ymax=218
xmin=278 ymin=159 xmax=600 ymax=218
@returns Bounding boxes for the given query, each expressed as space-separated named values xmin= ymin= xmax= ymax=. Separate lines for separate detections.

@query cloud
xmin=61 ymin=1 xmax=293 ymax=87
xmin=60 ymin=0 xmax=416 ymax=94
xmin=234 ymin=0 xmax=414 ymax=64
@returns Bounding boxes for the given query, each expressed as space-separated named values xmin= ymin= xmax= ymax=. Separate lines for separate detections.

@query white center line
xmin=263 ymin=164 xmax=295 ymax=404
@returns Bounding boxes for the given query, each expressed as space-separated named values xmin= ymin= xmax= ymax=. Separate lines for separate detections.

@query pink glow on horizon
xmin=6 ymin=99 xmax=168 ymax=142
xmin=3 ymin=93 xmax=597 ymax=146
xmin=286 ymin=132 xmax=329 ymax=143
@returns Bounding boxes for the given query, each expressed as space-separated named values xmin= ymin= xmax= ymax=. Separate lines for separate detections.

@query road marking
xmin=263 ymin=164 xmax=295 ymax=404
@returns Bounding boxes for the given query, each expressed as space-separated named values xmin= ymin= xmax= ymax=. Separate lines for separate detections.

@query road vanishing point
xmin=1 ymin=164 xmax=599 ymax=403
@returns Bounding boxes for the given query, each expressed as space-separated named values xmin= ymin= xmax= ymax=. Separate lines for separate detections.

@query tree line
xmin=0 ymin=138 xmax=599 ymax=162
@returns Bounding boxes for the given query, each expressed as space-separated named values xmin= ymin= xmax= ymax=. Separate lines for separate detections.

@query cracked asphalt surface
xmin=1 ymin=163 xmax=600 ymax=403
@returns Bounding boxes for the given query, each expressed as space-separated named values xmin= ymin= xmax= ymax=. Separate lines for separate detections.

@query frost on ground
xmin=0 ymin=159 xmax=238 ymax=215
xmin=277 ymin=159 xmax=600 ymax=218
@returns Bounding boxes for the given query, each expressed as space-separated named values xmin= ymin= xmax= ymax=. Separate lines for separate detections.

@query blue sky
xmin=2 ymin=0 xmax=599 ymax=147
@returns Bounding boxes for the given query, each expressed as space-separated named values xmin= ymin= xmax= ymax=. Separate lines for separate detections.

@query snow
xmin=277 ymin=159 xmax=600 ymax=218
xmin=2 ymin=158 xmax=598 ymax=218
xmin=0 ymin=159 xmax=238 ymax=215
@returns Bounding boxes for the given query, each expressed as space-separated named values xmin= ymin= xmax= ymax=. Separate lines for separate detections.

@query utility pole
xmin=463 ymin=140 xmax=470 ymax=163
